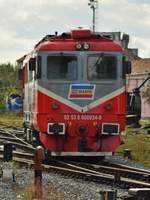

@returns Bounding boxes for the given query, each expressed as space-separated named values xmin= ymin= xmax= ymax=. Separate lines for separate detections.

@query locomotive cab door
xmin=24 ymin=56 xmax=37 ymax=127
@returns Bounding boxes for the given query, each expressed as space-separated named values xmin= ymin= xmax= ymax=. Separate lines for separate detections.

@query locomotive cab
xmin=20 ymin=29 xmax=130 ymax=157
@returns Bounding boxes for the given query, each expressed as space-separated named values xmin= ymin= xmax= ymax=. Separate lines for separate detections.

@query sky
xmin=0 ymin=0 xmax=150 ymax=63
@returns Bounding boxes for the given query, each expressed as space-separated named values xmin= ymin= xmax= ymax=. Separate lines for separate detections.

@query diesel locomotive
xmin=18 ymin=28 xmax=131 ymax=157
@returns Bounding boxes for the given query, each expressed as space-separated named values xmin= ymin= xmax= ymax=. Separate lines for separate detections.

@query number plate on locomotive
xmin=64 ymin=114 xmax=102 ymax=121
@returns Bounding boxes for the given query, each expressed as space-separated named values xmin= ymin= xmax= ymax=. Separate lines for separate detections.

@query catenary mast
xmin=88 ymin=0 xmax=99 ymax=32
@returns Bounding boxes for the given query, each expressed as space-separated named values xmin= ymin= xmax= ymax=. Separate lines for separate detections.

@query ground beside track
xmin=1 ymin=155 xmax=150 ymax=200
xmin=116 ymin=120 xmax=150 ymax=168
xmin=0 ymin=166 xmax=130 ymax=200
xmin=0 ymin=114 xmax=23 ymax=128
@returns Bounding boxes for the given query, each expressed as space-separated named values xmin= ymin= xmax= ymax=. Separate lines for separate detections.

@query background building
xmin=126 ymin=58 xmax=150 ymax=119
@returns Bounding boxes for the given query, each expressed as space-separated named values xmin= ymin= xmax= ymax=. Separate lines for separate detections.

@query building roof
xmin=124 ymin=49 xmax=140 ymax=61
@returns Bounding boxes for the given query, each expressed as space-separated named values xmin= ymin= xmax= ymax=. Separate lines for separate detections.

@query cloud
xmin=131 ymin=36 xmax=150 ymax=58
xmin=0 ymin=28 xmax=37 ymax=63
xmin=99 ymin=0 xmax=149 ymax=36
xmin=97 ymin=0 xmax=150 ymax=58
xmin=129 ymin=0 xmax=150 ymax=4
xmin=0 ymin=0 xmax=149 ymax=63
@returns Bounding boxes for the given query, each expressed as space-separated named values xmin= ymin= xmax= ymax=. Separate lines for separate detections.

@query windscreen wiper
xmin=93 ymin=53 xmax=104 ymax=67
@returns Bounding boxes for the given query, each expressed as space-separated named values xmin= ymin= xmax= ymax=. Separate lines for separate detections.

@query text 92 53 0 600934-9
xmin=64 ymin=114 xmax=102 ymax=121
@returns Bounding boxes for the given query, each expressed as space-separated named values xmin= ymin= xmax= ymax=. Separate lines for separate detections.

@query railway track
xmin=1 ymin=153 xmax=150 ymax=189
xmin=55 ymin=161 xmax=150 ymax=188
xmin=0 ymin=126 xmax=35 ymax=154
xmin=0 ymin=125 xmax=150 ymax=189
xmin=71 ymin=161 xmax=150 ymax=183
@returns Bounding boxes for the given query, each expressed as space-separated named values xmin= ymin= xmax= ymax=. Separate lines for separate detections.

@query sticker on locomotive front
xmin=64 ymin=114 xmax=102 ymax=121
xmin=68 ymin=84 xmax=95 ymax=99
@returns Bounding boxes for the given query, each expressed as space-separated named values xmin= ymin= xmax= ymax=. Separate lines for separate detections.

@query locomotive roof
xmin=34 ymin=29 xmax=123 ymax=52
xmin=17 ymin=29 xmax=123 ymax=65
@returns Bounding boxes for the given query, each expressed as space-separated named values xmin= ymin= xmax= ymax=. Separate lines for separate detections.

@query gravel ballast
xmin=0 ymin=156 xmax=149 ymax=200
xmin=0 ymin=167 xmax=128 ymax=200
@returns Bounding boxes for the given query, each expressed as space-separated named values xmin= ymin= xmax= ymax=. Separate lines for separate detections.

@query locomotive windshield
xmin=47 ymin=55 xmax=77 ymax=80
xmin=87 ymin=55 xmax=117 ymax=80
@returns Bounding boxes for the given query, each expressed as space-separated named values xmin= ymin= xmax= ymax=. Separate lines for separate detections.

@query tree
xmin=0 ymin=63 xmax=19 ymax=87
xmin=0 ymin=63 xmax=21 ymax=107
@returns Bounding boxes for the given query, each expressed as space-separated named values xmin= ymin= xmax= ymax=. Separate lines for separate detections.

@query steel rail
xmin=0 ymin=149 xmax=34 ymax=160
xmin=104 ymin=161 xmax=150 ymax=174
xmin=70 ymin=161 xmax=150 ymax=182
xmin=0 ymin=128 xmax=34 ymax=154
xmin=1 ymin=154 xmax=150 ymax=189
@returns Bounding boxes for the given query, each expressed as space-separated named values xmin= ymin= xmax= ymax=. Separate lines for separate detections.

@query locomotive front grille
xmin=47 ymin=123 xmax=65 ymax=135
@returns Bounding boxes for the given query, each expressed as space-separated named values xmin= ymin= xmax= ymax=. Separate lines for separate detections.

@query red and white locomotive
xmin=19 ymin=28 xmax=131 ymax=157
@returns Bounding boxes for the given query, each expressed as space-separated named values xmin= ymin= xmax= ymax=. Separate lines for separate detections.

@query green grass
xmin=140 ymin=119 xmax=150 ymax=126
xmin=117 ymin=122 xmax=150 ymax=167
xmin=0 ymin=113 xmax=23 ymax=127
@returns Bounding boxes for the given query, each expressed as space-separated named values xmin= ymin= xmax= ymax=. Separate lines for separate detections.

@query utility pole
xmin=88 ymin=0 xmax=99 ymax=32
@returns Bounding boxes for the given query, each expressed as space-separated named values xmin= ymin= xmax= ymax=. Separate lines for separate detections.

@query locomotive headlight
xmin=102 ymin=123 xmax=119 ymax=135
xmin=48 ymin=123 xmax=65 ymax=135
xmin=52 ymin=124 xmax=62 ymax=134
xmin=75 ymin=43 xmax=82 ymax=50
xmin=83 ymin=43 xmax=90 ymax=50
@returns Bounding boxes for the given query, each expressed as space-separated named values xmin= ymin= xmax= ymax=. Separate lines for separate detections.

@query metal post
xmin=92 ymin=5 xmax=95 ymax=32
xmin=88 ymin=0 xmax=99 ymax=32
xmin=147 ymin=129 xmax=150 ymax=135
xmin=123 ymin=149 xmax=132 ymax=159
xmin=99 ymin=190 xmax=117 ymax=200
xmin=2 ymin=142 xmax=15 ymax=182
xmin=3 ymin=142 xmax=13 ymax=162
xmin=34 ymin=146 xmax=45 ymax=199
xmin=34 ymin=146 xmax=45 ymax=183
xmin=114 ymin=173 xmax=121 ymax=185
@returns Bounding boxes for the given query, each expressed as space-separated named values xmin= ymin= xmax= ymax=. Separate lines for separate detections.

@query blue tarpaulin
xmin=6 ymin=94 xmax=23 ymax=110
